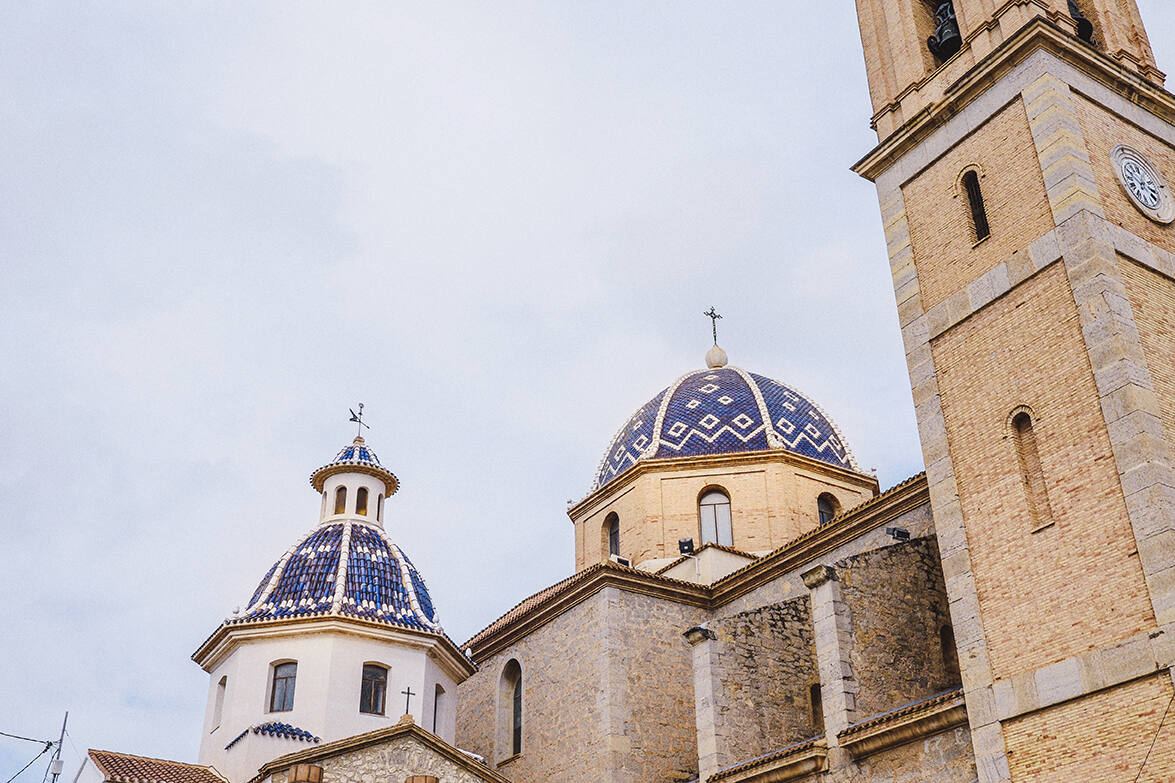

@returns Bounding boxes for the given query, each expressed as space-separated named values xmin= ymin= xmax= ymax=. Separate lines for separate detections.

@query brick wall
xmin=837 ymin=537 xmax=958 ymax=718
xmin=1123 ymin=258 xmax=1175 ymax=449
xmin=930 ymin=262 xmax=1155 ymax=677
xmin=709 ymin=597 xmax=821 ymax=763
xmin=1075 ymin=94 xmax=1175 ymax=255
xmin=1004 ymin=672 xmax=1175 ymax=781
xmin=903 ymin=100 xmax=1055 ymax=313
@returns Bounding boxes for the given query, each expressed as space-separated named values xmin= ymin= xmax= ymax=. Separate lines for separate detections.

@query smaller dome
xmin=241 ymin=520 xmax=441 ymax=633
xmin=310 ymin=436 xmax=398 ymax=495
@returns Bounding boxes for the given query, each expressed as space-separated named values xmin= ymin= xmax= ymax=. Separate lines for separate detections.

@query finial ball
xmin=706 ymin=344 xmax=728 ymax=368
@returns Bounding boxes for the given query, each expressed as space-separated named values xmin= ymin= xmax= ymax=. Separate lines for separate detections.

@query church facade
xmin=89 ymin=1 xmax=1175 ymax=782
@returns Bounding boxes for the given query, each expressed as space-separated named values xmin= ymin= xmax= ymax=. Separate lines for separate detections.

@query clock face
xmin=1123 ymin=159 xmax=1161 ymax=209
xmin=1112 ymin=145 xmax=1174 ymax=224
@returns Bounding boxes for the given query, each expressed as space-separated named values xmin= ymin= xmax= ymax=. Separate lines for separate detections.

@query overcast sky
xmin=4 ymin=1 xmax=1174 ymax=778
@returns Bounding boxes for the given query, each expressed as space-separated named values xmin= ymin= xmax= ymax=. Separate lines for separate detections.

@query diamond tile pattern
xmin=594 ymin=388 xmax=666 ymax=490
xmin=592 ymin=366 xmax=855 ymax=491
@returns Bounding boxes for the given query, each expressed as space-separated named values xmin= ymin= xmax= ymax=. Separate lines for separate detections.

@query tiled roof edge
xmin=709 ymin=735 xmax=825 ymax=781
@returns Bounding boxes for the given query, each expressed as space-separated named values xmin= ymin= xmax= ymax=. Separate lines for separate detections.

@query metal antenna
xmin=348 ymin=403 xmax=370 ymax=438
xmin=49 ymin=712 xmax=67 ymax=783
xmin=703 ymin=307 xmax=723 ymax=345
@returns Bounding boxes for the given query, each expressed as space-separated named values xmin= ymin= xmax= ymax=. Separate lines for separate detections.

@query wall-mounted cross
xmin=703 ymin=307 xmax=722 ymax=345
xmin=401 ymin=685 xmax=416 ymax=716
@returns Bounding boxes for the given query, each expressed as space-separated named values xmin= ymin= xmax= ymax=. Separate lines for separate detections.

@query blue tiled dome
xmin=593 ymin=365 xmax=858 ymax=491
xmin=310 ymin=436 xmax=399 ymax=495
xmin=239 ymin=519 xmax=441 ymax=633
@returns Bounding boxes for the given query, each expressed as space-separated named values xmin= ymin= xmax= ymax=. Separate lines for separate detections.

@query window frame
xmin=269 ymin=661 xmax=297 ymax=713
xmin=698 ymin=489 xmax=733 ymax=547
xmin=359 ymin=663 xmax=388 ymax=716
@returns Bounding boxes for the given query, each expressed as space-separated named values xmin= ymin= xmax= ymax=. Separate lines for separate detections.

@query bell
xmin=1068 ymin=1 xmax=1095 ymax=43
xmin=927 ymin=2 xmax=962 ymax=62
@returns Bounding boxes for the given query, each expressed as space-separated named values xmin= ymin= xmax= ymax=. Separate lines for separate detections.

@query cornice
xmin=708 ymin=737 xmax=827 ymax=783
xmin=838 ymin=689 xmax=967 ymax=760
xmin=467 ymin=473 xmax=929 ymax=662
xmin=854 ymin=18 xmax=1175 ymax=183
xmin=192 ymin=615 xmax=476 ymax=681
xmin=569 ymin=448 xmax=878 ymax=522
xmin=252 ymin=720 xmax=509 ymax=783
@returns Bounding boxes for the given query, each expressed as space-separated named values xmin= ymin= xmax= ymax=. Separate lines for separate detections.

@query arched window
xmin=962 ymin=170 xmax=990 ymax=242
xmin=356 ymin=487 xmax=369 ymax=516
xmin=433 ymin=683 xmax=445 ymax=734
xmin=940 ymin=624 xmax=961 ymax=682
xmin=809 ymin=683 xmax=824 ymax=733
xmin=377 ymin=493 xmax=384 ymax=522
xmin=512 ymin=671 xmax=523 ymax=755
xmin=817 ymin=493 xmax=840 ymax=525
xmin=1011 ymin=410 xmax=1053 ymax=530
xmin=334 ymin=486 xmax=347 ymax=515
xmin=498 ymin=660 xmax=523 ymax=759
xmin=270 ymin=662 xmax=297 ymax=712
xmin=359 ymin=663 xmax=387 ymax=715
xmin=698 ymin=490 xmax=733 ymax=547
xmin=212 ymin=676 xmax=227 ymax=731
xmin=606 ymin=513 xmax=620 ymax=557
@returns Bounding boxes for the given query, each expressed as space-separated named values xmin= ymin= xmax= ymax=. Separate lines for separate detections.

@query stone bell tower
xmin=853 ymin=1 xmax=1175 ymax=781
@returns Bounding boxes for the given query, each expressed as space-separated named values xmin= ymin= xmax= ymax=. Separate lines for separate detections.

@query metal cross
xmin=348 ymin=403 xmax=370 ymax=438
xmin=401 ymin=685 xmax=416 ymax=716
xmin=703 ymin=307 xmax=722 ymax=345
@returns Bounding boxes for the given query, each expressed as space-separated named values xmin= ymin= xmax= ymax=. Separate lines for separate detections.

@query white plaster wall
xmin=197 ymin=629 xmax=441 ymax=783
xmin=320 ymin=474 xmax=389 ymax=527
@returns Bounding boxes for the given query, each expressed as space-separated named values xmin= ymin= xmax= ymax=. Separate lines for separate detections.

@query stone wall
xmin=792 ymin=725 xmax=977 ymax=783
xmin=267 ymin=734 xmax=493 ymax=783
xmin=837 ymin=536 xmax=958 ymax=719
xmin=456 ymin=586 xmax=705 ymax=783
xmin=709 ymin=597 xmax=820 ymax=763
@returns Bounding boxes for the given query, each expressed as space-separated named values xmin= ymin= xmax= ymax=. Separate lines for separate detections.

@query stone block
xmin=1034 ymin=658 xmax=1082 ymax=707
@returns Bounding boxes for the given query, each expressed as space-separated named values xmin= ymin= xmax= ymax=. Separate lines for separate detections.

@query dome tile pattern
xmin=310 ymin=436 xmax=399 ymax=495
xmin=592 ymin=366 xmax=857 ymax=491
xmin=596 ymin=389 xmax=667 ymax=490
xmin=241 ymin=520 xmax=441 ymax=633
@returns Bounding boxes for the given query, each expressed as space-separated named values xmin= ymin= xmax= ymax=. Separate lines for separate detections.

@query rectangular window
xmin=270 ymin=662 xmax=297 ymax=712
xmin=360 ymin=664 xmax=387 ymax=715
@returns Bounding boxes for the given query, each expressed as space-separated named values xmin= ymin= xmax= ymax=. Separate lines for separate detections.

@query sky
xmin=3 ymin=1 xmax=1174 ymax=779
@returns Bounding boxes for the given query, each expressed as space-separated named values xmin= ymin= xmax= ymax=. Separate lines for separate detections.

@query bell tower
xmin=853 ymin=1 xmax=1175 ymax=781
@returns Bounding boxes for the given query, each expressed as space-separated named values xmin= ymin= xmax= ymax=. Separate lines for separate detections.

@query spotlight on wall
xmin=678 ymin=538 xmax=695 ymax=556
xmin=886 ymin=527 xmax=911 ymax=541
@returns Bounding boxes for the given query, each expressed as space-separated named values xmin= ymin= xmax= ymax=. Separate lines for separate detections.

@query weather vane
xmin=703 ymin=307 xmax=722 ymax=345
xmin=349 ymin=403 xmax=370 ymax=438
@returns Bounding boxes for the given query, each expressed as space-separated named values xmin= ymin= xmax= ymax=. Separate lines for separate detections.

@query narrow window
xmin=359 ymin=664 xmax=387 ymax=715
xmin=356 ymin=487 xmax=369 ymax=516
xmin=940 ymin=624 xmax=961 ymax=682
xmin=963 ymin=170 xmax=990 ymax=242
xmin=699 ymin=490 xmax=732 ymax=547
xmin=810 ymin=683 xmax=824 ymax=733
xmin=1011 ymin=411 xmax=1054 ymax=530
xmin=212 ymin=676 xmax=227 ymax=731
xmin=333 ymin=486 xmax=347 ymax=515
xmin=270 ymin=662 xmax=297 ymax=712
xmin=377 ymin=493 xmax=384 ymax=522
xmin=433 ymin=684 xmax=445 ymax=734
xmin=511 ymin=671 xmax=523 ymax=755
xmin=606 ymin=513 xmax=620 ymax=557
xmin=817 ymin=493 xmax=839 ymax=525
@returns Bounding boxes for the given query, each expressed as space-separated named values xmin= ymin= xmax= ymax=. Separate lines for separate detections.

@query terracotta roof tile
xmin=88 ymin=750 xmax=226 ymax=783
